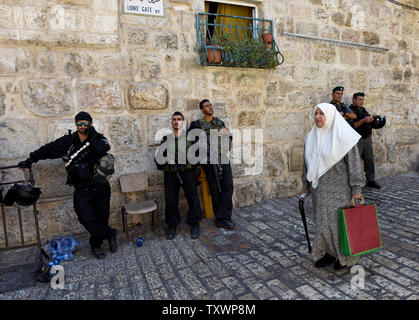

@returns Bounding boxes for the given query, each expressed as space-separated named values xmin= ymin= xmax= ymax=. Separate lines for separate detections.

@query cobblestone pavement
xmin=1 ymin=172 xmax=418 ymax=300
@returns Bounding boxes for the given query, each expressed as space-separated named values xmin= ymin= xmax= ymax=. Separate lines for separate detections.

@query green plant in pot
xmin=265 ymin=49 xmax=280 ymax=69
xmin=206 ymin=46 xmax=222 ymax=64
xmin=205 ymin=38 xmax=222 ymax=64
xmin=217 ymin=35 xmax=247 ymax=66
xmin=248 ymin=38 xmax=280 ymax=68
xmin=215 ymin=35 xmax=279 ymax=68
xmin=247 ymin=38 xmax=269 ymax=67
xmin=212 ymin=34 xmax=279 ymax=68
xmin=261 ymin=29 xmax=273 ymax=44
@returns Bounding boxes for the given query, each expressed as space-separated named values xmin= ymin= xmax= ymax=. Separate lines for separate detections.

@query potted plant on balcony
xmin=216 ymin=35 xmax=247 ymax=66
xmin=216 ymin=35 xmax=279 ymax=69
xmin=261 ymin=29 xmax=273 ymax=44
xmin=247 ymin=38 xmax=279 ymax=68
xmin=206 ymin=46 xmax=222 ymax=63
xmin=205 ymin=38 xmax=222 ymax=64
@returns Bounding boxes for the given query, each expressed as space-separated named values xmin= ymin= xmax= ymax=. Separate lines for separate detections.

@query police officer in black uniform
xmin=155 ymin=112 xmax=203 ymax=240
xmin=188 ymin=99 xmax=235 ymax=230
xmin=350 ymin=92 xmax=381 ymax=189
xmin=330 ymin=86 xmax=357 ymax=127
xmin=18 ymin=111 xmax=117 ymax=259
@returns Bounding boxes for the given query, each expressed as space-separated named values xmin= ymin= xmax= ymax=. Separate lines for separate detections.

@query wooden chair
xmin=119 ymin=172 xmax=159 ymax=241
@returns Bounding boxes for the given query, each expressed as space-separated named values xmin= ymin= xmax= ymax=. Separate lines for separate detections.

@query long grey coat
xmin=302 ymin=146 xmax=365 ymax=267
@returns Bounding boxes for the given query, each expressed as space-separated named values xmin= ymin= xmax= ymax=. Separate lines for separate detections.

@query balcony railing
xmin=196 ymin=12 xmax=284 ymax=69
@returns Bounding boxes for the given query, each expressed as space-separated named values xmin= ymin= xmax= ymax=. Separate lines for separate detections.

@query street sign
xmin=123 ymin=0 xmax=164 ymax=17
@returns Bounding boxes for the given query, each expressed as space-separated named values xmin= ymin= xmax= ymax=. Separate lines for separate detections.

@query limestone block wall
xmin=0 ymin=0 xmax=417 ymax=244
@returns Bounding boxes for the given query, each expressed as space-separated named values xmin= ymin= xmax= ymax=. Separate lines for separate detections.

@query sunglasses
xmin=76 ymin=121 xmax=91 ymax=127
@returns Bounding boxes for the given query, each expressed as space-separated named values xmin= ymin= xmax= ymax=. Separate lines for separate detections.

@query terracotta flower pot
xmin=207 ymin=46 xmax=222 ymax=64
xmin=262 ymin=32 xmax=273 ymax=44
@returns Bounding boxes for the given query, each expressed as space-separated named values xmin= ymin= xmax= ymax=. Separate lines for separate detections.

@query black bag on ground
xmin=0 ymin=247 xmax=49 ymax=294
xmin=34 ymin=248 xmax=52 ymax=283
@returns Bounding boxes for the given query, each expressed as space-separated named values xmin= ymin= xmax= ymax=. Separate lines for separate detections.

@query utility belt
xmin=162 ymin=163 xmax=196 ymax=174
xmin=63 ymin=139 xmax=114 ymax=186
xmin=63 ymin=141 xmax=91 ymax=186
xmin=74 ymin=181 xmax=110 ymax=191
xmin=66 ymin=159 xmax=113 ymax=187
xmin=65 ymin=162 xmax=94 ymax=187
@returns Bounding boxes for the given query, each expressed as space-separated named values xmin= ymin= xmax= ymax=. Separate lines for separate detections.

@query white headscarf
xmin=304 ymin=103 xmax=361 ymax=188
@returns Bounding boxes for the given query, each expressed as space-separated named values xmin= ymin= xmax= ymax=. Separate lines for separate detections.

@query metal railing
xmin=0 ymin=166 xmax=42 ymax=251
xmin=196 ymin=12 xmax=284 ymax=68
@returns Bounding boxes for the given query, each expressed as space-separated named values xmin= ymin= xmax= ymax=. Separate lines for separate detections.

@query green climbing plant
xmin=211 ymin=34 xmax=279 ymax=69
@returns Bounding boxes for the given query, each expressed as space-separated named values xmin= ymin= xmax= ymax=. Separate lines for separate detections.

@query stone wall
xmin=0 ymin=0 xmax=418 ymax=244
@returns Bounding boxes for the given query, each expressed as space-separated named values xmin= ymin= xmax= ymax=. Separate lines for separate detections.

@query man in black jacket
xmin=350 ymin=92 xmax=381 ymax=189
xmin=187 ymin=99 xmax=235 ymax=230
xmin=18 ymin=111 xmax=117 ymax=259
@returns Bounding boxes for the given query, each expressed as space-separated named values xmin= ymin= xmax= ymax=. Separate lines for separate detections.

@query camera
xmin=371 ymin=115 xmax=386 ymax=129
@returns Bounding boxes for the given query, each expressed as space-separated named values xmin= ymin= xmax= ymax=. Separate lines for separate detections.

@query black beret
xmin=75 ymin=111 xmax=92 ymax=122
xmin=332 ymin=86 xmax=344 ymax=92
xmin=353 ymin=92 xmax=365 ymax=98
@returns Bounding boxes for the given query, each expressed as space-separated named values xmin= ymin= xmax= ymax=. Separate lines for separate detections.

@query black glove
xmin=85 ymin=125 xmax=95 ymax=136
xmin=18 ymin=158 xmax=33 ymax=169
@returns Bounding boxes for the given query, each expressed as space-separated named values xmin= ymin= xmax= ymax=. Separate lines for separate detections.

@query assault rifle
xmin=173 ymin=163 xmax=183 ymax=185
xmin=212 ymin=164 xmax=222 ymax=193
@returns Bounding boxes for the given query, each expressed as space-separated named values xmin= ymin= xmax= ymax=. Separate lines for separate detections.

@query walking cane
xmin=298 ymin=193 xmax=312 ymax=253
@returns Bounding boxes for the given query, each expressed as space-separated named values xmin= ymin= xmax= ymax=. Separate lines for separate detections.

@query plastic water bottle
xmin=61 ymin=236 xmax=73 ymax=259
xmin=49 ymin=236 xmax=62 ymax=259
xmin=49 ymin=235 xmax=79 ymax=263
xmin=49 ymin=240 xmax=58 ymax=257
xmin=70 ymin=235 xmax=79 ymax=254
xmin=68 ymin=235 xmax=79 ymax=258
xmin=53 ymin=256 xmax=62 ymax=265
xmin=61 ymin=235 xmax=78 ymax=261
xmin=136 ymin=237 xmax=143 ymax=247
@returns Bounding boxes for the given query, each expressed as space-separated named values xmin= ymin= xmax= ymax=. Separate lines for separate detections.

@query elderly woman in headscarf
xmin=300 ymin=103 xmax=365 ymax=270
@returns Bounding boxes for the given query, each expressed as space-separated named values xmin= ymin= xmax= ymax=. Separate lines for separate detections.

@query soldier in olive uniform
xmin=330 ymin=86 xmax=357 ymax=127
xmin=187 ymin=99 xmax=235 ymax=230
xmin=155 ymin=112 xmax=203 ymax=240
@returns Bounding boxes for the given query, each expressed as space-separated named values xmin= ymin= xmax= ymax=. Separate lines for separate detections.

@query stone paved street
xmin=0 ymin=172 xmax=418 ymax=300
